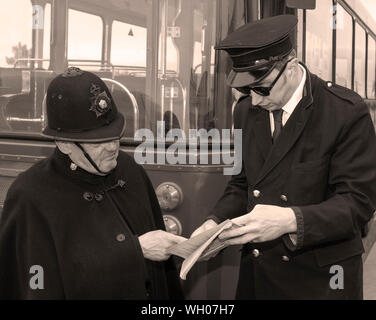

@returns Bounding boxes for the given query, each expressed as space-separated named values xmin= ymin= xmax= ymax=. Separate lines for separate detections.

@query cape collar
xmin=51 ymin=148 xmax=117 ymax=186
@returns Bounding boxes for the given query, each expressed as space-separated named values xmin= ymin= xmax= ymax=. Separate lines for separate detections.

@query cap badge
xmin=62 ymin=67 xmax=84 ymax=78
xmin=89 ymin=83 xmax=111 ymax=117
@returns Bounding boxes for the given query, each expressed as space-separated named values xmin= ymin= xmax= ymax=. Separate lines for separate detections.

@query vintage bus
xmin=0 ymin=0 xmax=375 ymax=299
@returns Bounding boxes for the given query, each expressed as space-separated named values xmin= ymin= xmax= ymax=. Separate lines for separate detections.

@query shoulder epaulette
xmin=322 ymin=80 xmax=363 ymax=105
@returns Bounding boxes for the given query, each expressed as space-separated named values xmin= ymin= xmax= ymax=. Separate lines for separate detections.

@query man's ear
xmin=56 ymin=141 xmax=73 ymax=155
xmin=287 ymin=57 xmax=298 ymax=69
xmin=286 ymin=58 xmax=299 ymax=78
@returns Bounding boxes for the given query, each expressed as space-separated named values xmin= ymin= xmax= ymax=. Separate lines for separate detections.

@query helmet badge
xmin=62 ymin=67 xmax=84 ymax=78
xmin=89 ymin=83 xmax=112 ymax=117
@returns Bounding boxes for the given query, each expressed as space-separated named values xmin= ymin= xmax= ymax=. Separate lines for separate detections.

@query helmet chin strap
xmin=74 ymin=142 xmax=106 ymax=175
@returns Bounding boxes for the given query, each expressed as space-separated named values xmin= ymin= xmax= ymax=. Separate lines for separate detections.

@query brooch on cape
xmin=89 ymin=83 xmax=112 ymax=117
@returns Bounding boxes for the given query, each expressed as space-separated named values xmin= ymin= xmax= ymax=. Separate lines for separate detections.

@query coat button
xmin=282 ymin=255 xmax=290 ymax=262
xmin=94 ymin=193 xmax=104 ymax=202
xmin=83 ymin=192 xmax=93 ymax=201
xmin=116 ymin=234 xmax=126 ymax=242
xmin=327 ymin=81 xmax=333 ymax=87
xmin=253 ymin=190 xmax=261 ymax=198
xmin=252 ymin=249 xmax=260 ymax=258
xmin=280 ymin=194 xmax=288 ymax=202
xmin=145 ymin=281 xmax=152 ymax=297
xmin=118 ymin=179 xmax=126 ymax=188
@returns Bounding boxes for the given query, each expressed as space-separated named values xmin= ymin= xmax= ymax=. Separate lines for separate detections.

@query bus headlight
xmin=156 ymin=182 xmax=183 ymax=211
xmin=163 ymin=214 xmax=183 ymax=236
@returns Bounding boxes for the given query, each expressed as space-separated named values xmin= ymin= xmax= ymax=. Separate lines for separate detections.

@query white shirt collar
xmin=282 ymin=64 xmax=306 ymax=115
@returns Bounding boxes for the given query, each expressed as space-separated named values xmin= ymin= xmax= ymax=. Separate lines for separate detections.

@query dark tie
xmin=272 ymin=109 xmax=283 ymax=143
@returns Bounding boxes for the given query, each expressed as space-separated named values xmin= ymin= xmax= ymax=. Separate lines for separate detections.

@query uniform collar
xmin=52 ymin=148 xmax=116 ymax=186
xmin=282 ymin=63 xmax=306 ymax=115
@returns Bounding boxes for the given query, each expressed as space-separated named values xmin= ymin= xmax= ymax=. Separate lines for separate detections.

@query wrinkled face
xmin=79 ymin=140 xmax=120 ymax=174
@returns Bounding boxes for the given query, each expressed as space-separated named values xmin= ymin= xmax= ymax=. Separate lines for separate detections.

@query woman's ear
xmin=55 ymin=141 xmax=73 ymax=155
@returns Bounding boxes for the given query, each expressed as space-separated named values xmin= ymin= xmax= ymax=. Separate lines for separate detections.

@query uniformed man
xmin=0 ymin=67 xmax=185 ymax=299
xmin=192 ymin=15 xmax=376 ymax=299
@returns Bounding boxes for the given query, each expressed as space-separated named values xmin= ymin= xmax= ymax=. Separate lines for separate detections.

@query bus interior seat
xmin=0 ymin=68 xmax=23 ymax=95
xmin=110 ymin=85 xmax=145 ymax=137
xmin=163 ymin=110 xmax=181 ymax=134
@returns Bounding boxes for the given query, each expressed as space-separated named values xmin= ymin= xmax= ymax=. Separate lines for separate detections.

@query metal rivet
xmin=282 ymin=255 xmax=290 ymax=262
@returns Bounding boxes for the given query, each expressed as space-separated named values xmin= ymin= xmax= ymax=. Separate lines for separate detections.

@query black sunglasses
xmin=237 ymin=58 xmax=293 ymax=96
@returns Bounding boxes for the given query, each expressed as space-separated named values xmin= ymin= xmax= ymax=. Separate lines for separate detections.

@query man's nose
xmin=251 ymin=91 xmax=264 ymax=106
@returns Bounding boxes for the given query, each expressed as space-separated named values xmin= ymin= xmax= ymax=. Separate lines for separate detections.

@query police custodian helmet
xmin=43 ymin=67 xmax=125 ymax=142
xmin=215 ymin=15 xmax=298 ymax=88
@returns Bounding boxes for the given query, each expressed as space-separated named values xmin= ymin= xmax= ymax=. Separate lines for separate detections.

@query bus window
xmin=354 ymin=23 xmax=366 ymax=98
xmin=336 ymin=5 xmax=353 ymax=89
xmin=0 ymin=0 xmax=51 ymax=135
xmin=367 ymin=37 xmax=375 ymax=99
xmin=305 ymin=0 xmax=333 ymax=81
xmin=43 ymin=3 xmax=51 ymax=70
xmin=153 ymin=0 xmax=241 ymax=134
xmin=105 ymin=0 xmax=246 ymax=139
xmin=110 ymin=19 xmax=148 ymax=138
xmin=111 ymin=21 xmax=146 ymax=67
xmin=0 ymin=0 xmax=32 ymax=69
xmin=68 ymin=9 xmax=103 ymax=66
xmin=188 ymin=3 xmax=217 ymax=130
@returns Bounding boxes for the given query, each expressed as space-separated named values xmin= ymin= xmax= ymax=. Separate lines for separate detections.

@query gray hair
xmin=275 ymin=49 xmax=297 ymax=71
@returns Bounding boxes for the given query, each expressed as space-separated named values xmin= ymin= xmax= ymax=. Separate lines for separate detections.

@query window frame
xmin=304 ymin=0 xmax=334 ymax=81
xmin=354 ymin=22 xmax=367 ymax=98
xmin=300 ymin=0 xmax=376 ymax=99
xmin=67 ymin=8 xmax=104 ymax=66
xmin=367 ymin=35 xmax=376 ymax=99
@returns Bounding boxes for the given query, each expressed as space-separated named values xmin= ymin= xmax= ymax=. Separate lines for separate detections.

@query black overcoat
xmin=0 ymin=149 xmax=183 ymax=299
xmin=210 ymin=67 xmax=376 ymax=299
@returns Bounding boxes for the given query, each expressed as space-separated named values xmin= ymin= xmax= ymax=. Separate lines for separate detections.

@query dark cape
xmin=0 ymin=148 xmax=183 ymax=299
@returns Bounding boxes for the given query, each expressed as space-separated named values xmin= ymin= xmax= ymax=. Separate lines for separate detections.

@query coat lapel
xmin=253 ymin=68 xmax=315 ymax=186
xmin=250 ymin=107 xmax=273 ymax=160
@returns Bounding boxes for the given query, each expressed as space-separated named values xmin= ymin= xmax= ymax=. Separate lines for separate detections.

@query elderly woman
xmin=0 ymin=68 xmax=184 ymax=299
